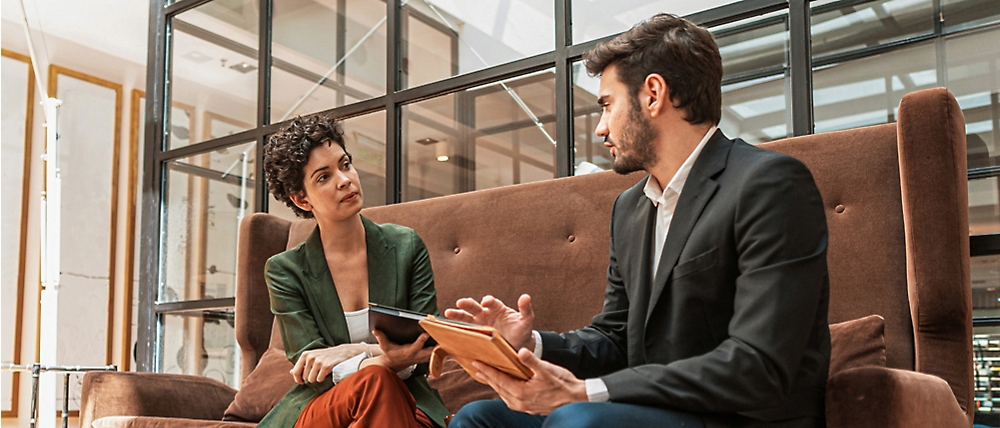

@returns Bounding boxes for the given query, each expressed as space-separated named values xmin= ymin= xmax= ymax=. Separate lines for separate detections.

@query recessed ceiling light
xmin=229 ymin=62 xmax=258 ymax=73
xmin=182 ymin=50 xmax=212 ymax=63
xmin=415 ymin=137 xmax=439 ymax=145
xmin=436 ymin=155 xmax=449 ymax=162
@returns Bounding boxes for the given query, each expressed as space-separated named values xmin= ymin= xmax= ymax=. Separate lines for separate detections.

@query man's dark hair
xmin=584 ymin=14 xmax=722 ymax=125
xmin=263 ymin=113 xmax=349 ymax=219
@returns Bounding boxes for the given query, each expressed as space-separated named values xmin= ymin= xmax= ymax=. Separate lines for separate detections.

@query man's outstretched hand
xmin=444 ymin=294 xmax=536 ymax=351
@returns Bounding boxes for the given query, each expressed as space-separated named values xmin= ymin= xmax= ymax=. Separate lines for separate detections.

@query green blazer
xmin=257 ymin=216 xmax=448 ymax=428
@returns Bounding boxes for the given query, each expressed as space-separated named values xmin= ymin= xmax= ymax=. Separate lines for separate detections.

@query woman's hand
xmin=290 ymin=343 xmax=367 ymax=384
xmin=364 ymin=330 xmax=433 ymax=372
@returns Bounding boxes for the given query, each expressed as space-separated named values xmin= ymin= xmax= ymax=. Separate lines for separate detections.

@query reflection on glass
xmin=161 ymin=141 xmax=257 ymax=303
xmin=571 ymin=0 xmax=739 ymax=44
xmin=811 ymin=0 xmax=933 ymax=59
xmin=344 ymin=111 xmax=388 ymax=207
xmin=402 ymin=70 xmax=557 ymax=201
xmin=721 ymin=74 xmax=789 ymax=144
xmin=943 ymin=0 xmax=1000 ymax=33
xmin=714 ymin=14 xmax=787 ymax=78
xmin=714 ymin=11 xmax=789 ymax=145
xmin=571 ymin=62 xmax=609 ymax=175
xmin=945 ymin=27 xmax=1000 ymax=171
xmin=401 ymin=0 xmax=554 ymax=89
xmin=974 ymin=323 xmax=1000 ymax=417
xmin=970 ymin=177 xmax=1000 ymax=235
xmin=170 ymin=0 xmax=259 ymax=148
xmin=271 ymin=0 xmax=386 ymax=123
xmin=812 ymin=41 xmax=937 ymax=134
xmin=162 ymin=310 xmax=238 ymax=388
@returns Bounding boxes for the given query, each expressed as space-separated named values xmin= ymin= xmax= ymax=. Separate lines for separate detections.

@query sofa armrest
xmin=826 ymin=367 xmax=970 ymax=428
xmin=80 ymin=371 xmax=237 ymax=428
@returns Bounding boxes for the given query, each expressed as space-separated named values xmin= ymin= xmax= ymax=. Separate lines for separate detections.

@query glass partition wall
xmin=140 ymin=0 xmax=1000 ymax=417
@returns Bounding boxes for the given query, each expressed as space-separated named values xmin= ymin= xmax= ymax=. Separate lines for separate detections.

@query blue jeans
xmin=449 ymin=400 xmax=706 ymax=428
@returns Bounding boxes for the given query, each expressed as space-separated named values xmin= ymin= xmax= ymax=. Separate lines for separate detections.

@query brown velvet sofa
xmin=80 ymin=87 xmax=973 ymax=428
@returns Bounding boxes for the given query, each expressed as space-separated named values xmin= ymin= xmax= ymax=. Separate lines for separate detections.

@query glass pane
xmin=811 ymin=0 xmax=934 ymax=59
xmin=715 ymin=14 xmax=788 ymax=78
xmin=721 ymin=74 xmax=789 ymax=145
xmin=571 ymin=0 xmax=739 ymax=45
xmin=161 ymin=310 xmax=238 ymax=387
xmin=171 ymin=0 xmax=259 ymax=148
xmin=943 ymin=0 xmax=1000 ymax=33
xmin=972 ymin=255 xmax=1000 ymax=421
xmin=944 ymin=27 xmax=1000 ymax=171
xmin=974 ymin=323 xmax=1000 ymax=418
xmin=571 ymin=62 xmax=610 ymax=175
xmin=970 ymin=177 xmax=1000 ymax=235
xmin=401 ymin=0 xmax=554 ymax=89
xmin=812 ymin=40 xmax=937 ymax=134
xmin=271 ymin=0 xmax=386 ymax=123
xmin=161 ymin=141 xmax=257 ymax=303
xmin=716 ymin=12 xmax=790 ymax=145
xmin=402 ymin=69 xmax=557 ymax=201
xmin=345 ymin=111 xmax=388 ymax=207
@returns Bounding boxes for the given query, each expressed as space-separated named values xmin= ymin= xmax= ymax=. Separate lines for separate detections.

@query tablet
xmin=368 ymin=303 xmax=437 ymax=347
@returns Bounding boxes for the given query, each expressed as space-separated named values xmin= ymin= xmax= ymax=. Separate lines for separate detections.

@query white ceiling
xmin=1 ymin=0 xmax=149 ymax=66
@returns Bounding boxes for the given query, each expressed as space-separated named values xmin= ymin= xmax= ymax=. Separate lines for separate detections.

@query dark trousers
xmin=449 ymin=399 xmax=706 ymax=428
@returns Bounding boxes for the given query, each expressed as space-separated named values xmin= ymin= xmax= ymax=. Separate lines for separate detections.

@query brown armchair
xmin=80 ymin=88 xmax=972 ymax=427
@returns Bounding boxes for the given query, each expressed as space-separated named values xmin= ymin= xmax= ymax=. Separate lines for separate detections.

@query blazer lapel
xmin=625 ymin=178 xmax=657 ymax=358
xmin=300 ymin=227 xmax=351 ymax=344
xmin=363 ymin=217 xmax=398 ymax=308
xmin=644 ymin=130 xmax=731 ymax=328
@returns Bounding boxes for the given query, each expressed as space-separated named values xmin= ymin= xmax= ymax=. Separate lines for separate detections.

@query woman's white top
xmin=331 ymin=307 xmax=416 ymax=384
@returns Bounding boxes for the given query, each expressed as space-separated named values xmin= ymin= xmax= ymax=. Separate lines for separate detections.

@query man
xmin=446 ymin=13 xmax=830 ymax=428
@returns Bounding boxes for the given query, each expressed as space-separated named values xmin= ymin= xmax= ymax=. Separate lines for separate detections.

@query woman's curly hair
xmin=263 ymin=113 xmax=349 ymax=219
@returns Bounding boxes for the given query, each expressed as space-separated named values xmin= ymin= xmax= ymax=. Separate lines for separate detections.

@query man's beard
xmin=610 ymin=98 xmax=659 ymax=175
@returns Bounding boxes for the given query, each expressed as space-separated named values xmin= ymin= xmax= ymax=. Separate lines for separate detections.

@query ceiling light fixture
xmin=229 ymin=62 xmax=258 ymax=74
xmin=435 ymin=143 xmax=449 ymax=162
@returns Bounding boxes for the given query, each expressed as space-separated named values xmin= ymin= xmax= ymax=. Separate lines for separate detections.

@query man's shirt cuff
xmin=585 ymin=378 xmax=610 ymax=402
xmin=532 ymin=330 xmax=543 ymax=356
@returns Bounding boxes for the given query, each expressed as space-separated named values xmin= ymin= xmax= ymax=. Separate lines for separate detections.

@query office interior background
xmin=1 ymin=0 xmax=999 ymax=426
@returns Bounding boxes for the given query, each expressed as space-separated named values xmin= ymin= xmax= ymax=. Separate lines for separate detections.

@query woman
xmin=258 ymin=113 xmax=448 ymax=428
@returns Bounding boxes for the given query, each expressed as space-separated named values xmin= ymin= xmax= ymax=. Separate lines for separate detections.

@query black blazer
xmin=540 ymin=130 xmax=830 ymax=428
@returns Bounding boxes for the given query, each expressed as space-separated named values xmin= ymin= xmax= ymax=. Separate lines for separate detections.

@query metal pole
xmin=29 ymin=364 xmax=39 ymax=428
xmin=61 ymin=373 xmax=69 ymax=428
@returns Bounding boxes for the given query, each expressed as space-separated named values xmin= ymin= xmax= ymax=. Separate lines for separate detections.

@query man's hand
xmin=444 ymin=294 xmax=536 ymax=351
xmin=473 ymin=348 xmax=588 ymax=415
xmin=290 ymin=343 xmax=366 ymax=384
xmin=364 ymin=330 xmax=433 ymax=372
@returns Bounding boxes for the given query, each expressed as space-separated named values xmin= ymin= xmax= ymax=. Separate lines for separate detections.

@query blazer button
xmin=568 ymin=235 xmax=576 ymax=243
xmin=454 ymin=247 xmax=461 ymax=254
xmin=835 ymin=204 xmax=845 ymax=214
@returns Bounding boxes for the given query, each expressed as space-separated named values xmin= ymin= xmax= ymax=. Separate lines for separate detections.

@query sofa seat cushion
xmin=92 ymin=416 xmax=257 ymax=428
xmin=224 ymin=347 xmax=296 ymax=422
xmin=829 ymin=314 xmax=886 ymax=376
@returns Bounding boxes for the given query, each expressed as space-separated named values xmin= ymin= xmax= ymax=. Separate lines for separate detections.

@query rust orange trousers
xmin=293 ymin=365 xmax=435 ymax=428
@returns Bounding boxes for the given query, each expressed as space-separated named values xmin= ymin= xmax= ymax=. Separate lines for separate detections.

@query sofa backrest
xmin=235 ymin=87 xmax=971 ymax=420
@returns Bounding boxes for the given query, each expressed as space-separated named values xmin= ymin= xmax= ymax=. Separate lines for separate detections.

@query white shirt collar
xmin=643 ymin=126 xmax=717 ymax=206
